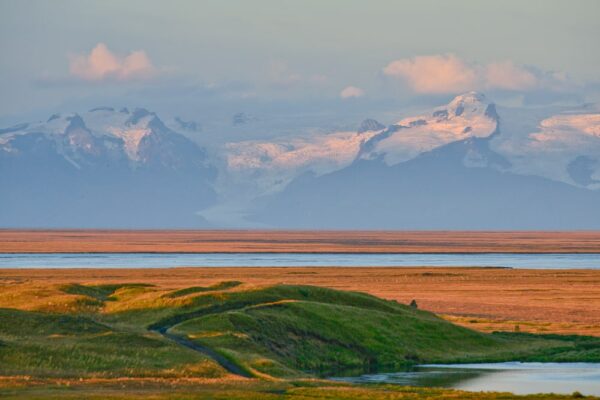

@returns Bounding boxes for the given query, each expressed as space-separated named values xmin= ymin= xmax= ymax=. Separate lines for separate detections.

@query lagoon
xmin=333 ymin=362 xmax=600 ymax=396
xmin=1 ymin=252 xmax=600 ymax=269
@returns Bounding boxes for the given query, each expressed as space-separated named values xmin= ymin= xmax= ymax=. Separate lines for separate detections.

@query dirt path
xmin=153 ymin=327 xmax=252 ymax=378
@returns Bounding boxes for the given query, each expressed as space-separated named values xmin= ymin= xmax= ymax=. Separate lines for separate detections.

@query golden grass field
xmin=2 ymin=266 xmax=599 ymax=336
xmin=2 ymin=230 xmax=600 ymax=253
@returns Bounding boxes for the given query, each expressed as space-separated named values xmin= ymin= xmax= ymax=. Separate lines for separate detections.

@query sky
xmin=1 ymin=0 xmax=600 ymax=126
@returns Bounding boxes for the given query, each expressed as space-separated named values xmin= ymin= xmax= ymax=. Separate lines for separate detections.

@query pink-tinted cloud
xmin=383 ymin=54 xmax=478 ymax=94
xmin=69 ymin=43 xmax=156 ymax=81
xmin=485 ymin=61 xmax=537 ymax=90
xmin=340 ymin=86 xmax=365 ymax=99
xmin=383 ymin=54 xmax=547 ymax=94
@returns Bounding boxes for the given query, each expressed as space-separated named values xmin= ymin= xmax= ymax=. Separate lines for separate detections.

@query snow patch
xmin=361 ymin=92 xmax=498 ymax=165
xmin=108 ymin=127 xmax=150 ymax=160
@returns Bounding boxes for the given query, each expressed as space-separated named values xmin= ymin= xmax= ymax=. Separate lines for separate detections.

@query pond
xmin=331 ymin=362 xmax=600 ymax=396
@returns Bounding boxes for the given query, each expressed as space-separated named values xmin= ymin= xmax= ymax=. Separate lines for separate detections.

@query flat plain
xmin=2 ymin=230 xmax=600 ymax=253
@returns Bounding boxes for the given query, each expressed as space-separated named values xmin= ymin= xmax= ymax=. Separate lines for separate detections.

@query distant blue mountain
xmin=0 ymin=109 xmax=216 ymax=228
xmin=2 ymin=93 xmax=599 ymax=229
xmin=251 ymin=137 xmax=600 ymax=229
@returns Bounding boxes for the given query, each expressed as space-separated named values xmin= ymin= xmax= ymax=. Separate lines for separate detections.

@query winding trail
xmin=148 ymin=303 xmax=257 ymax=378
xmin=153 ymin=327 xmax=253 ymax=378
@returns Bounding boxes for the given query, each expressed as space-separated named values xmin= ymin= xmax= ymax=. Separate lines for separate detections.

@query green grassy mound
xmin=0 ymin=308 xmax=225 ymax=378
xmin=61 ymin=283 xmax=153 ymax=302
xmin=163 ymin=285 xmax=600 ymax=377
xmin=0 ymin=282 xmax=599 ymax=380
xmin=0 ymin=308 xmax=110 ymax=337
xmin=165 ymin=281 xmax=242 ymax=298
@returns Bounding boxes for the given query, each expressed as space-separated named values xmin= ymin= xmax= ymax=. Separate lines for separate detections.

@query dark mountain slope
xmin=252 ymin=138 xmax=600 ymax=229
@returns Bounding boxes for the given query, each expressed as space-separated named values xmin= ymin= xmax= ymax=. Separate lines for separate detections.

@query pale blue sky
xmin=1 ymin=0 xmax=599 ymax=122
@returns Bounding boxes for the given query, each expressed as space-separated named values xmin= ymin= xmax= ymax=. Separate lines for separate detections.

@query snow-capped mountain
xmin=358 ymin=91 xmax=499 ymax=165
xmin=224 ymin=125 xmax=383 ymax=196
xmin=242 ymin=93 xmax=600 ymax=229
xmin=0 ymin=107 xmax=212 ymax=171
xmin=251 ymin=135 xmax=600 ymax=229
xmin=221 ymin=92 xmax=499 ymax=199
xmin=490 ymin=107 xmax=600 ymax=190
xmin=0 ymin=108 xmax=216 ymax=228
xmin=221 ymin=92 xmax=600 ymax=202
xmin=1 ymin=93 xmax=599 ymax=228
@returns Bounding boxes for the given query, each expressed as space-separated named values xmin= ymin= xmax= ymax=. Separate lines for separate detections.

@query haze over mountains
xmin=1 ymin=93 xmax=599 ymax=228
xmin=0 ymin=108 xmax=216 ymax=227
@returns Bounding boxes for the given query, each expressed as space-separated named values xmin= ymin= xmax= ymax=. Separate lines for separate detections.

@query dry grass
xmin=0 ymin=376 xmax=596 ymax=399
xmin=443 ymin=315 xmax=600 ymax=336
xmin=2 ymin=230 xmax=600 ymax=253
xmin=2 ymin=267 xmax=600 ymax=336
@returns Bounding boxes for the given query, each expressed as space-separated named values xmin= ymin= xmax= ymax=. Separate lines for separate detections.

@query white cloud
xmin=383 ymin=54 xmax=553 ymax=94
xmin=383 ymin=54 xmax=478 ymax=94
xmin=69 ymin=43 xmax=156 ymax=82
xmin=340 ymin=86 xmax=365 ymax=99
xmin=485 ymin=61 xmax=537 ymax=91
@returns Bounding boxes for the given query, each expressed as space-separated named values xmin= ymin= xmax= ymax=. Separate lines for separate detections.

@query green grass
xmin=0 ymin=380 xmax=595 ymax=400
xmin=0 ymin=281 xmax=599 ymax=384
xmin=0 ymin=308 xmax=225 ymax=378
xmin=0 ymin=308 xmax=110 ymax=337
xmin=164 ymin=281 xmax=242 ymax=298
xmin=165 ymin=286 xmax=600 ymax=377
xmin=61 ymin=283 xmax=153 ymax=302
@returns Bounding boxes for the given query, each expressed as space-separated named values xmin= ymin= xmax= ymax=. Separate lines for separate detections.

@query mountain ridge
xmin=0 ymin=108 xmax=217 ymax=228
xmin=1 ymin=93 xmax=599 ymax=228
xmin=251 ymin=135 xmax=600 ymax=229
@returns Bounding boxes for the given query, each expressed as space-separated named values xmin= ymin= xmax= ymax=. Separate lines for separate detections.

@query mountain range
xmin=0 ymin=108 xmax=216 ymax=227
xmin=1 ymin=93 xmax=599 ymax=228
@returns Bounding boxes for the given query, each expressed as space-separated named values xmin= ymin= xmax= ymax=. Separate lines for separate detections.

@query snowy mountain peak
xmin=0 ymin=106 xmax=217 ymax=228
xmin=0 ymin=107 xmax=211 ymax=170
xmin=448 ymin=91 xmax=487 ymax=108
xmin=359 ymin=92 xmax=499 ymax=166
xmin=358 ymin=118 xmax=385 ymax=133
xmin=223 ymin=93 xmax=501 ymax=197
xmin=65 ymin=114 xmax=88 ymax=132
xmin=125 ymin=108 xmax=155 ymax=126
xmin=433 ymin=91 xmax=496 ymax=121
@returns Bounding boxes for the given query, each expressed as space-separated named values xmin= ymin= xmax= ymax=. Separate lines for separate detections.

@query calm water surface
xmin=332 ymin=362 xmax=600 ymax=396
xmin=0 ymin=252 xmax=599 ymax=269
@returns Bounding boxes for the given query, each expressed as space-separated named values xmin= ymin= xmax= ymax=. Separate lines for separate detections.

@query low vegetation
xmin=0 ymin=379 xmax=596 ymax=400
xmin=0 ymin=308 xmax=225 ymax=378
xmin=0 ymin=281 xmax=599 ymax=399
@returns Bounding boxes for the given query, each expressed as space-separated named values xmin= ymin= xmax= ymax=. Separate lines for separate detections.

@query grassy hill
xmin=1 ymin=281 xmax=599 ymax=381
